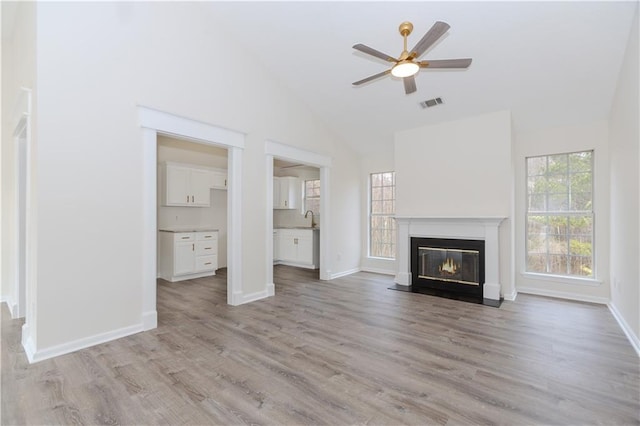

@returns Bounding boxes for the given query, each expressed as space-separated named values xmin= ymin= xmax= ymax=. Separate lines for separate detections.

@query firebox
xmin=411 ymin=237 xmax=485 ymax=303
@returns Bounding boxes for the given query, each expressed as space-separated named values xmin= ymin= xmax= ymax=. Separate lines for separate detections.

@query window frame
xmin=368 ymin=171 xmax=396 ymax=260
xmin=525 ymin=150 xmax=595 ymax=278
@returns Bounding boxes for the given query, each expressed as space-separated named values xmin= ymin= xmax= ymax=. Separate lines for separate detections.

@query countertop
xmin=159 ymin=227 xmax=219 ymax=233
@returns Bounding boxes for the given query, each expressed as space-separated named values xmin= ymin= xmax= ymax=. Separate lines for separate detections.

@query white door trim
xmin=265 ymin=140 xmax=332 ymax=287
xmin=138 ymin=106 xmax=246 ymax=330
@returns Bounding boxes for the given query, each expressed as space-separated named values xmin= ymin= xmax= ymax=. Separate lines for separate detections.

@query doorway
xmin=265 ymin=140 xmax=332 ymax=294
xmin=138 ymin=106 xmax=245 ymax=332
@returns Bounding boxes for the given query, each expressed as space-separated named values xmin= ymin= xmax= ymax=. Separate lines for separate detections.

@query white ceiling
xmin=205 ymin=1 xmax=636 ymax=156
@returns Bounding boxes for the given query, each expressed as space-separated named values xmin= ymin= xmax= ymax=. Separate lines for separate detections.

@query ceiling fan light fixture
xmin=391 ymin=60 xmax=419 ymax=78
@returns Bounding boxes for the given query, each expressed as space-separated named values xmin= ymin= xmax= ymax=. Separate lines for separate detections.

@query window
xmin=526 ymin=151 xmax=593 ymax=277
xmin=370 ymin=171 xmax=396 ymax=259
xmin=304 ymin=179 xmax=320 ymax=214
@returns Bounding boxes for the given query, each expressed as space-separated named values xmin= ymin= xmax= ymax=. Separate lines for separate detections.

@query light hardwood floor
xmin=2 ymin=266 xmax=639 ymax=425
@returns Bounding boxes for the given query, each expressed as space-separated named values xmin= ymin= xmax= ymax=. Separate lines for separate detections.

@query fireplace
xmin=393 ymin=217 xmax=506 ymax=307
xmin=411 ymin=238 xmax=485 ymax=303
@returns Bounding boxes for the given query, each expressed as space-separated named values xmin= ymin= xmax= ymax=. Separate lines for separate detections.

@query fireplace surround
xmin=395 ymin=217 xmax=505 ymax=306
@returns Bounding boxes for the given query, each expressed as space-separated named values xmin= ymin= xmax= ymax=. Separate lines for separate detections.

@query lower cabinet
xmin=274 ymin=228 xmax=319 ymax=269
xmin=159 ymin=230 xmax=218 ymax=282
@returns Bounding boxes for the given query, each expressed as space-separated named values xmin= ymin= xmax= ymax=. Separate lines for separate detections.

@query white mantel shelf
xmin=395 ymin=216 xmax=507 ymax=301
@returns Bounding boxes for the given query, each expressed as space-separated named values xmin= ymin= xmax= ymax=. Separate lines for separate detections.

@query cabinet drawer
xmin=196 ymin=240 xmax=216 ymax=256
xmin=195 ymin=255 xmax=217 ymax=272
xmin=197 ymin=231 xmax=218 ymax=241
xmin=173 ymin=232 xmax=195 ymax=242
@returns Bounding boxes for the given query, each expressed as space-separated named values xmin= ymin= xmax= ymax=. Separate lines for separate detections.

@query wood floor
xmin=2 ymin=266 xmax=639 ymax=425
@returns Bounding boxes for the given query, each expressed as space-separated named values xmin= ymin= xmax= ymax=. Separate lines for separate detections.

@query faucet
xmin=304 ymin=210 xmax=317 ymax=228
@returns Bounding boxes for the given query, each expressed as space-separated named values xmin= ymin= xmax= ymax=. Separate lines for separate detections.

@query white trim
xmin=25 ymin=323 xmax=144 ymax=364
xmin=520 ymin=272 xmax=602 ymax=287
xmin=142 ymin=310 xmax=157 ymax=331
xmin=503 ymin=289 xmax=518 ymax=301
xmin=22 ymin=324 xmax=35 ymax=363
xmin=233 ymin=289 xmax=271 ymax=305
xmin=227 ymin=146 xmax=243 ymax=305
xmin=329 ymin=268 xmax=361 ymax=280
xmin=138 ymin=106 xmax=244 ymax=148
xmin=265 ymin=141 xmax=333 ymax=295
xmin=137 ymin=106 xmax=245 ymax=320
xmin=360 ymin=266 xmax=395 ymax=276
xmin=265 ymin=140 xmax=332 ymax=168
xmin=608 ymin=302 xmax=640 ymax=357
xmin=517 ymin=286 xmax=609 ymax=305
xmin=267 ymin=282 xmax=275 ymax=297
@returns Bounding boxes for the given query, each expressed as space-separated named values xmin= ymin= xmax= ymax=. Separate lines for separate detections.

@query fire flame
xmin=439 ymin=258 xmax=458 ymax=275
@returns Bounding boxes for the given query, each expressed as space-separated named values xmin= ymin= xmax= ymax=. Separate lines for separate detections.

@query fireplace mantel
xmin=395 ymin=216 xmax=506 ymax=301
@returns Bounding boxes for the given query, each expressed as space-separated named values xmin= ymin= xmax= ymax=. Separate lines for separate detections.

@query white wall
xmin=394 ymin=111 xmax=513 ymax=296
xmin=26 ymin=2 xmax=361 ymax=356
xmin=608 ymin=6 xmax=639 ymax=346
xmin=513 ymin=120 xmax=610 ymax=303
xmin=157 ymin=135 xmax=228 ymax=268
xmin=1 ymin=1 xmax=37 ymax=322
xmin=360 ymin=148 xmax=396 ymax=275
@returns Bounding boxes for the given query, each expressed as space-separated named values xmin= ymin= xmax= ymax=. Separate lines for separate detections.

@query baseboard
xmin=267 ymin=282 xmax=275 ymax=297
xmin=360 ymin=267 xmax=395 ymax=276
xmin=231 ymin=289 xmax=271 ymax=306
xmin=22 ymin=324 xmax=36 ymax=363
xmin=608 ymin=302 xmax=640 ymax=357
xmin=24 ymin=323 xmax=144 ymax=364
xmin=517 ymin=286 xmax=609 ymax=305
xmin=275 ymin=261 xmax=317 ymax=270
xmin=142 ymin=310 xmax=157 ymax=330
xmin=3 ymin=297 xmax=17 ymax=318
xmin=329 ymin=268 xmax=360 ymax=280
xmin=503 ymin=289 xmax=518 ymax=301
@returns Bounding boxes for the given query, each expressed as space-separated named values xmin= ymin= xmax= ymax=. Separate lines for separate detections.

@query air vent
xmin=419 ymin=97 xmax=443 ymax=108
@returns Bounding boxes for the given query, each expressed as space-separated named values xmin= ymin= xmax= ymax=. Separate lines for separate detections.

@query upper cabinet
xmin=160 ymin=162 xmax=228 ymax=207
xmin=210 ymin=170 xmax=228 ymax=190
xmin=274 ymin=176 xmax=300 ymax=209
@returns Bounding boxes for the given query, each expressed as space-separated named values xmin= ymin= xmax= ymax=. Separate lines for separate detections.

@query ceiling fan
xmin=352 ymin=21 xmax=472 ymax=94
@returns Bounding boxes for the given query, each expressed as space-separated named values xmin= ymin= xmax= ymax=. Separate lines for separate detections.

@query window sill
xmin=520 ymin=272 xmax=602 ymax=287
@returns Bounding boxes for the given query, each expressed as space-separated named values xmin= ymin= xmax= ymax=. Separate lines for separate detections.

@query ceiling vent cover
xmin=420 ymin=97 xmax=443 ymax=108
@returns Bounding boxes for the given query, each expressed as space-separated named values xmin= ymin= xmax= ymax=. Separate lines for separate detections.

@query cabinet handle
xmin=191 ymin=195 xmax=194 ymax=202
xmin=224 ymin=179 xmax=227 ymax=186
xmin=204 ymin=247 xmax=212 ymax=250
xmin=294 ymin=238 xmax=298 ymax=245
xmin=285 ymin=200 xmax=288 ymax=207
xmin=181 ymin=236 xmax=190 ymax=240
xmin=204 ymin=236 xmax=211 ymax=239
xmin=192 ymin=243 xmax=195 ymax=251
xmin=204 ymin=262 xmax=212 ymax=265
xmin=186 ymin=195 xmax=189 ymax=203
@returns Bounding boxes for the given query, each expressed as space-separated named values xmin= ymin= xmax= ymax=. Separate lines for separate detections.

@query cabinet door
xmin=273 ymin=231 xmax=280 ymax=260
xmin=174 ymin=240 xmax=195 ymax=275
xmin=280 ymin=177 xmax=300 ymax=209
xmin=190 ymin=169 xmax=211 ymax=206
xmin=273 ymin=177 xmax=282 ymax=209
xmin=278 ymin=235 xmax=297 ymax=262
xmin=296 ymin=236 xmax=313 ymax=264
xmin=211 ymin=172 xmax=228 ymax=190
xmin=166 ymin=165 xmax=191 ymax=206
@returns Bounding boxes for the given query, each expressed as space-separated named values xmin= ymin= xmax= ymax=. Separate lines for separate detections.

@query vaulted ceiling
xmin=205 ymin=1 xmax=637 ymax=156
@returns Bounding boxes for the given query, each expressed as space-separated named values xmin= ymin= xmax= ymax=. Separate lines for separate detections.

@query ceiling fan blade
xmin=403 ymin=75 xmax=417 ymax=94
xmin=352 ymin=69 xmax=391 ymax=86
xmin=410 ymin=21 xmax=450 ymax=58
xmin=420 ymin=58 xmax=472 ymax=69
xmin=353 ymin=44 xmax=397 ymax=63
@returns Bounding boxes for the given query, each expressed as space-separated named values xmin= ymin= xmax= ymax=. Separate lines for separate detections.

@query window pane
xmin=525 ymin=151 xmax=593 ymax=278
xmin=370 ymin=172 xmax=396 ymax=259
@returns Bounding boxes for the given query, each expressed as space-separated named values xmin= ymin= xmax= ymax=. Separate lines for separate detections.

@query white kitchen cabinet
xmin=273 ymin=177 xmax=300 ymax=209
xmin=161 ymin=162 xmax=211 ymax=207
xmin=210 ymin=169 xmax=228 ymax=190
xmin=158 ymin=230 xmax=218 ymax=282
xmin=274 ymin=228 xmax=319 ymax=269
